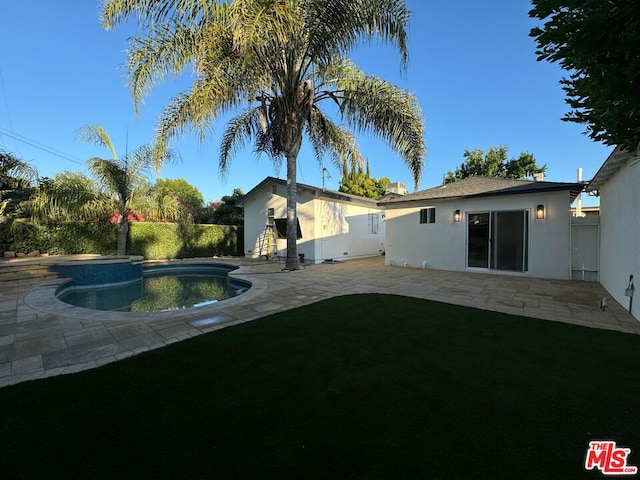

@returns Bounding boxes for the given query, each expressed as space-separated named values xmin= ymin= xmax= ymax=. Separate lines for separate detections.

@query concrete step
xmin=0 ymin=261 xmax=59 ymax=285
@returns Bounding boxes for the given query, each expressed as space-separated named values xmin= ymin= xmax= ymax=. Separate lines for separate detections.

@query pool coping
xmin=24 ymin=258 xmax=267 ymax=322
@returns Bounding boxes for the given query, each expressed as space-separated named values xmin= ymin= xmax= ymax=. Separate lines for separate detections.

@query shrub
xmin=4 ymin=221 xmax=242 ymax=259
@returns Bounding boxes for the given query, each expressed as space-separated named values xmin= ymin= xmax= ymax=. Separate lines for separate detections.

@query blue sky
xmin=0 ymin=1 xmax=609 ymax=204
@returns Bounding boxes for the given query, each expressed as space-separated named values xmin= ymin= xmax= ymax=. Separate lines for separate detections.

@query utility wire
xmin=0 ymin=126 xmax=85 ymax=167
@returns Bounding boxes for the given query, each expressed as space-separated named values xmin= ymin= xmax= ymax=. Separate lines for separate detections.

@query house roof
xmin=235 ymin=176 xmax=380 ymax=208
xmin=588 ymin=146 xmax=637 ymax=191
xmin=378 ymin=176 xmax=584 ymax=207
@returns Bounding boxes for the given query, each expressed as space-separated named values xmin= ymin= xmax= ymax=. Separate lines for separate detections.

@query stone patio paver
xmin=0 ymin=255 xmax=639 ymax=388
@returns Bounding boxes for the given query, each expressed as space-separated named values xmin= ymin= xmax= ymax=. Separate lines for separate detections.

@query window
xmin=267 ymin=208 xmax=275 ymax=227
xmin=368 ymin=213 xmax=379 ymax=234
xmin=419 ymin=207 xmax=436 ymax=224
xmin=274 ymin=218 xmax=303 ymax=239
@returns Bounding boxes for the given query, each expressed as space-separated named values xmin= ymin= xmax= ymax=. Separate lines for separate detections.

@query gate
xmin=571 ymin=216 xmax=599 ymax=281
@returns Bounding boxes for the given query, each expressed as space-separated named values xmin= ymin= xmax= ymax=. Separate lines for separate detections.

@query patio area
xmin=1 ymin=255 xmax=638 ymax=388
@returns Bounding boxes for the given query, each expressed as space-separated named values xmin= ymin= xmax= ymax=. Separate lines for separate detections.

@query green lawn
xmin=2 ymin=294 xmax=639 ymax=479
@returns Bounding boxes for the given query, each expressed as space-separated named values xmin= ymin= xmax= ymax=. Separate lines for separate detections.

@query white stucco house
xmin=236 ymin=177 xmax=385 ymax=264
xmin=588 ymin=147 xmax=639 ymax=320
xmin=379 ymin=176 xmax=583 ymax=279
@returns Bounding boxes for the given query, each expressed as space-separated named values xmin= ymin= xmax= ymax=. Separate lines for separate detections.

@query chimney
xmin=532 ymin=172 xmax=545 ymax=182
xmin=386 ymin=182 xmax=407 ymax=195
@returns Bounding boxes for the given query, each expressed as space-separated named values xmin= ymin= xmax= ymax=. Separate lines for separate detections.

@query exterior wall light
xmin=453 ymin=209 xmax=461 ymax=222
xmin=536 ymin=204 xmax=545 ymax=220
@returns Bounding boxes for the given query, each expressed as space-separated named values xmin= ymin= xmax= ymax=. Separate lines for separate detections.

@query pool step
xmin=0 ymin=261 xmax=59 ymax=286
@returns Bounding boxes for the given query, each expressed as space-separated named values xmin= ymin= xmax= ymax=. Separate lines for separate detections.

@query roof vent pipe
xmin=575 ymin=168 xmax=585 ymax=217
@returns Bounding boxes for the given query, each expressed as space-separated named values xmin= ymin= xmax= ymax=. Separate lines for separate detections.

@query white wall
xmin=384 ymin=205 xmax=463 ymax=270
xmin=598 ymin=158 xmax=640 ymax=319
xmin=242 ymin=183 xmax=288 ymax=259
xmin=384 ymin=191 xmax=572 ymax=279
xmin=311 ymin=200 xmax=385 ymax=263
xmin=242 ymin=182 xmax=384 ymax=263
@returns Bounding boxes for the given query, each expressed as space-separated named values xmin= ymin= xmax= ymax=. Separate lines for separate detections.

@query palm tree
xmin=78 ymin=125 xmax=178 ymax=255
xmin=0 ymin=150 xmax=38 ymax=242
xmin=101 ymin=0 xmax=426 ymax=270
xmin=28 ymin=171 xmax=110 ymax=224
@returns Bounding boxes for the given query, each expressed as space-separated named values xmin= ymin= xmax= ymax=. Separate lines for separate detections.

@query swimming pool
xmin=55 ymin=263 xmax=251 ymax=312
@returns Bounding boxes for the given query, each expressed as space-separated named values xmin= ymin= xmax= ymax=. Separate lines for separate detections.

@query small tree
xmin=445 ymin=147 xmax=546 ymax=183
xmin=79 ymin=125 xmax=178 ymax=255
xmin=0 ymin=151 xmax=38 ymax=248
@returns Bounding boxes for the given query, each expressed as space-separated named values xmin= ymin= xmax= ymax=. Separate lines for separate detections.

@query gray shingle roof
xmin=379 ymin=176 xmax=584 ymax=206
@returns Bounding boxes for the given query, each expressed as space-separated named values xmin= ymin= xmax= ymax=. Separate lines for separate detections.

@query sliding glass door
xmin=468 ymin=213 xmax=490 ymax=268
xmin=467 ymin=210 xmax=529 ymax=272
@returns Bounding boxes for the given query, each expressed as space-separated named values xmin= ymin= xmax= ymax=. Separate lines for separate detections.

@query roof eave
xmin=588 ymin=146 xmax=637 ymax=191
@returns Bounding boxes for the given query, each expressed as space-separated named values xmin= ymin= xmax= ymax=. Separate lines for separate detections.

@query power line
xmin=0 ymin=126 xmax=85 ymax=167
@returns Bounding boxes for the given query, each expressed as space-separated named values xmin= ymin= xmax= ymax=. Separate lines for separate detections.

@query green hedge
xmin=9 ymin=222 xmax=117 ymax=256
xmin=5 ymin=222 xmax=242 ymax=259
xmin=128 ymin=223 xmax=243 ymax=259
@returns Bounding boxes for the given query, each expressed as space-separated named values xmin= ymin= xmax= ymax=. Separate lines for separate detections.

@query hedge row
xmin=6 ymin=222 xmax=243 ymax=259
xmin=9 ymin=222 xmax=118 ymax=256
xmin=128 ymin=222 xmax=243 ymax=259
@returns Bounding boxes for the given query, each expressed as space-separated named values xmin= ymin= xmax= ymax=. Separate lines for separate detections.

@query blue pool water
xmin=57 ymin=265 xmax=249 ymax=312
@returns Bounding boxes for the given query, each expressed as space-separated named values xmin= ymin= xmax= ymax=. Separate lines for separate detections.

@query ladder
xmin=258 ymin=224 xmax=277 ymax=259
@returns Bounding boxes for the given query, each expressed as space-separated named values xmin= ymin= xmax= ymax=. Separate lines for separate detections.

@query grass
xmin=2 ymin=294 xmax=639 ymax=479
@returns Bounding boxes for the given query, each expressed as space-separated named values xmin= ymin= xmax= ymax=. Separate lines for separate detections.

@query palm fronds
xmin=322 ymin=59 xmax=425 ymax=187
xmin=77 ymin=124 xmax=119 ymax=161
xmin=27 ymin=172 xmax=110 ymax=223
xmin=101 ymin=0 xmax=425 ymax=187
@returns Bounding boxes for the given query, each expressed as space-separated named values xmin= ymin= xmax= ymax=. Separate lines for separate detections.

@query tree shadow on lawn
xmin=1 ymin=294 xmax=639 ymax=479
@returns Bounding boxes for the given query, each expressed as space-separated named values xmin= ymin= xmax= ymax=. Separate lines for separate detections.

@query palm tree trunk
xmin=116 ymin=216 xmax=129 ymax=256
xmin=285 ymin=151 xmax=299 ymax=271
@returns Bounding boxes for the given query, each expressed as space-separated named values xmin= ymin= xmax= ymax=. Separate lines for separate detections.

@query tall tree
xmin=154 ymin=178 xmax=204 ymax=213
xmin=78 ymin=125 xmax=178 ymax=255
xmin=101 ymin=0 xmax=425 ymax=270
xmin=529 ymin=1 xmax=640 ymax=152
xmin=445 ymin=146 xmax=546 ymax=183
